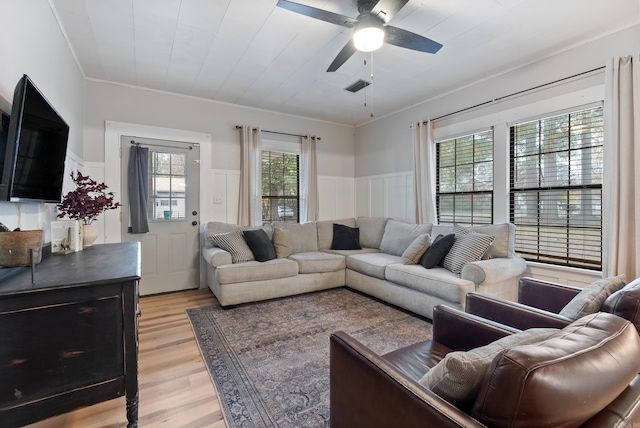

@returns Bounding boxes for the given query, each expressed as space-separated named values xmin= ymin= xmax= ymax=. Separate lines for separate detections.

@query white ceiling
xmin=51 ymin=0 xmax=640 ymax=126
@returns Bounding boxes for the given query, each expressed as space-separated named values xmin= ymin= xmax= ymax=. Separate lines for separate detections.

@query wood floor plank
xmin=25 ymin=288 xmax=226 ymax=428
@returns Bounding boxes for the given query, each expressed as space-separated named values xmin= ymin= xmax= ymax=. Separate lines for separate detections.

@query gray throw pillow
xmin=559 ymin=275 xmax=627 ymax=320
xmin=212 ymin=230 xmax=255 ymax=263
xmin=419 ymin=328 xmax=558 ymax=409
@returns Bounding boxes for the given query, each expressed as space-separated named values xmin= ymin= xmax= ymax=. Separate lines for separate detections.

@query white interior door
xmin=120 ymin=136 xmax=200 ymax=295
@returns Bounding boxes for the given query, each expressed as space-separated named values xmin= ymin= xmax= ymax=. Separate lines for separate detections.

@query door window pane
xmin=149 ymin=150 xmax=187 ymax=220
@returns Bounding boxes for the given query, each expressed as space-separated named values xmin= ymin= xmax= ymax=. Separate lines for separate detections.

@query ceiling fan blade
xmin=276 ymin=0 xmax=357 ymax=28
xmin=384 ymin=25 xmax=443 ymax=54
xmin=327 ymin=40 xmax=357 ymax=72
xmin=371 ymin=0 xmax=409 ymax=23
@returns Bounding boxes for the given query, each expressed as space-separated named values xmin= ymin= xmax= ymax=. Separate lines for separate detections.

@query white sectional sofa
xmin=202 ymin=217 xmax=527 ymax=319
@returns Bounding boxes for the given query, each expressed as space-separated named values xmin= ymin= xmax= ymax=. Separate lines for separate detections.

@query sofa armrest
xmin=432 ymin=305 xmax=520 ymax=351
xmin=461 ymin=256 xmax=527 ymax=286
xmin=465 ymin=292 xmax=573 ymax=330
xmin=518 ymin=277 xmax=581 ymax=312
xmin=330 ymin=331 xmax=486 ymax=428
xmin=202 ymin=246 xmax=232 ymax=267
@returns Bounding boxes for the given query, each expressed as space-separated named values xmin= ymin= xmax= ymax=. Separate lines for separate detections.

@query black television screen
xmin=0 ymin=75 xmax=69 ymax=203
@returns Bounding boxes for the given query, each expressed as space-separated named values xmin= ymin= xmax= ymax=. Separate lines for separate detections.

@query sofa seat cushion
xmin=346 ymin=253 xmax=403 ymax=280
xmin=215 ymin=258 xmax=298 ymax=285
xmin=288 ymin=251 xmax=346 ymax=274
xmin=323 ymin=248 xmax=379 ymax=257
xmin=383 ymin=340 xmax=452 ymax=382
xmin=385 ymin=264 xmax=475 ymax=303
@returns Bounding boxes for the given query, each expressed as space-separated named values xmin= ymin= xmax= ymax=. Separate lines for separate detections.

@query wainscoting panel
xmin=355 ymin=180 xmax=370 ymax=218
xmin=318 ymin=176 xmax=355 ymax=221
xmin=356 ymin=171 xmax=414 ymax=222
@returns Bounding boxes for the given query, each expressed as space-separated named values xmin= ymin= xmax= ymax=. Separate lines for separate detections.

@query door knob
xmin=192 ymin=221 xmax=198 ymax=226
xmin=192 ymin=211 xmax=197 ymax=216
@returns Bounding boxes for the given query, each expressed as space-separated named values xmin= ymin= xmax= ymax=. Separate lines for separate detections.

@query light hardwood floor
xmin=26 ymin=288 xmax=227 ymax=428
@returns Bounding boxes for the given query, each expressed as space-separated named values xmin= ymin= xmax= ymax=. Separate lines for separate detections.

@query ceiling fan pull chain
xmin=363 ymin=53 xmax=368 ymax=108
xmin=370 ymin=51 xmax=375 ymax=117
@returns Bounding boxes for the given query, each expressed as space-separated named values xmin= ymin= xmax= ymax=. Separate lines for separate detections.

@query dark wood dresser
xmin=0 ymin=242 xmax=141 ymax=427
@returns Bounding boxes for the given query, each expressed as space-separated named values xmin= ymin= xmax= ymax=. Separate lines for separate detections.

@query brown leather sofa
xmin=330 ymin=305 xmax=640 ymax=428
xmin=465 ymin=276 xmax=640 ymax=332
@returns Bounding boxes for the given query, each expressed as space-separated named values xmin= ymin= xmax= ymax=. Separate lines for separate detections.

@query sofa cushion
xmin=471 ymin=312 xmax=640 ymax=427
xmin=420 ymin=327 xmax=557 ymax=410
xmin=331 ymin=224 xmax=362 ymax=250
xmin=471 ymin=223 xmax=514 ymax=259
xmin=272 ymin=222 xmax=318 ymax=253
xmin=272 ymin=227 xmax=294 ymax=258
xmin=385 ymin=264 xmax=475 ymax=303
xmin=347 ymin=253 xmax=403 ymax=280
xmin=242 ymin=229 xmax=276 ymax=262
xmin=288 ymin=251 xmax=346 ymax=274
xmin=441 ymin=233 xmax=494 ymax=275
xmin=211 ymin=230 xmax=255 ymax=263
xmin=602 ymin=277 xmax=640 ymax=332
xmin=356 ymin=217 xmax=388 ymax=249
xmin=205 ymin=221 xmax=243 ymax=249
xmin=323 ymin=248 xmax=380 ymax=256
xmin=215 ymin=258 xmax=299 ymax=284
xmin=317 ymin=218 xmax=356 ymax=250
xmin=420 ymin=234 xmax=455 ymax=269
xmin=559 ymin=275 xmax=626 ymax=320
xmin=401 ymin=234 xmax=430 ymax=265
xmin=380 ymin=219 xmax=432 ymax=256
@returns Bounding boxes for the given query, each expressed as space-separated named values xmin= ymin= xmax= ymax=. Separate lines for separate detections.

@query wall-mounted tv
xmin=0 ymin=74 xmax=69 ymax=203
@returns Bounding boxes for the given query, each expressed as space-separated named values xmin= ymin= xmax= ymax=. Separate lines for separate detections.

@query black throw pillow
xmin=420 ymin=233 xmax=456 ymax=269
xmin=243 ymin=229 xmax=276 ymax=262
xmin=331 ymin=223 xmax=362 ymax=250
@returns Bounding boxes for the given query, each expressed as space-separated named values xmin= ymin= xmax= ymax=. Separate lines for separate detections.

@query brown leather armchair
xmin=465 ymin=276 xmax=640 ymax=332
xmin=330 ymin=305 xmax=640 ymax=428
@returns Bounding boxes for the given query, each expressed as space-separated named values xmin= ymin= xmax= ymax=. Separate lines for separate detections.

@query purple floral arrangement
xmin=57 ymin=171 xmax=121 ymax=224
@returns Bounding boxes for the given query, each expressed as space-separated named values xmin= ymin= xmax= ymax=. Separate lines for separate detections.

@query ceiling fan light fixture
xmin=353 ymin=14 xmax=384 ymax=52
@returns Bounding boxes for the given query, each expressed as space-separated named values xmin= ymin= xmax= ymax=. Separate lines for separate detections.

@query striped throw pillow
xmin=212 ymin=230 xmax=255 ymax=264
xmin=441 ymin=233 xmax=494 ymax=275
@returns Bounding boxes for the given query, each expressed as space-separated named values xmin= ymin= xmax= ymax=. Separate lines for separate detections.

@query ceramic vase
xmin=83 ymin=223 xmax=98 ymax=247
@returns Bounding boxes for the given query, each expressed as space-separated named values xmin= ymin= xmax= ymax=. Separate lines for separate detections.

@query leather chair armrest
xmin=466 ymin=292 xmax=573 ymax=330
xmin=518 ymin=277 xmax=581 ymax=312
xmin=330 ymin=331 xmax=486 ymax=428
xmin=431 ymin=305 xmax=520 ymax=351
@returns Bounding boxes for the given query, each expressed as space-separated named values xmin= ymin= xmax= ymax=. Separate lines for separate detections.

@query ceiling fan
xmin=276 ymin=0 xmax=443 ymax=72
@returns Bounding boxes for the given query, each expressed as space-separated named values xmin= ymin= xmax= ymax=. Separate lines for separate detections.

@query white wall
xmin=83 ymin=81 xmax=357 ymax=233
xmin=353 ymin=24 xmax=640 ymax=286
xmin=0 ymin=1 xmax=85 ymax=241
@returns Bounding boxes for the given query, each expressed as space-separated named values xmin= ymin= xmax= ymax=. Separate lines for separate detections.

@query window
xmin=149 ymin=151 xmax=186 ymax=220
xmin=510 ymin=106 xmax=603 ymax=269
xmin=436 ymin=130 xmax=494 ymax=226
xmin=261 ymin=150 xmax=299 ymax=223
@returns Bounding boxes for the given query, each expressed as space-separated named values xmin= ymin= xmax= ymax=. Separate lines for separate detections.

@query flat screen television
xmin=0 ymin=74 xmax=69 ymax=203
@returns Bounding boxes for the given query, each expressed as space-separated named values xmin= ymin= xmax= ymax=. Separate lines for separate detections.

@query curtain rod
xmin=423 ymin=66 xmax=606 ymax=124
xmin=130 ymin=139 xmax=194 ymax=150
xmin=234 ymin=125 xmax=321 ymax=141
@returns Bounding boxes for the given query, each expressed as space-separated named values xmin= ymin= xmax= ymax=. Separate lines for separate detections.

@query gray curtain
xmin=128 ymin=145 xmax=149 ymax=233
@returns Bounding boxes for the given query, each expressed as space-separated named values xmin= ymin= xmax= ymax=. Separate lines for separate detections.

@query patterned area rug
xmin=186 ymin=288 xmax=433 ymax=428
